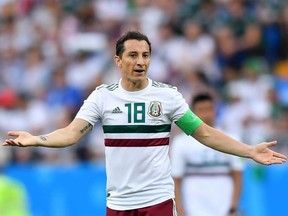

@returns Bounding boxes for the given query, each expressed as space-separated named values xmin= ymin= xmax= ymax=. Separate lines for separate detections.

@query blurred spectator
xmin=268 ymin=108 xmax=288 ymax=155
xmin=219 ymin=57 xmax=273 ymax=144
xmin=190 ymin=0 xmax=224 ymax=33
xmin=180 ymin=19 xmax=218 ymax=80
xmin=278 ymin=5 xmax=288 ymax=59
xmin=274 ymin=60 xmax=288 ymax=107
xmin=238 ymin=23 xmax=265 ymax=60
xmin=213 ymin=25 xmax=242 ymax=71
xmin=221 ymin=0 xmax=255 ymax=38
xmin=65 ymin=50 xmax=108 ymax=94
xmin=0 ymin=46 xmax=23 ymax=92
xmin=20 ymin=46 xmax=51 ymax=98
xmin=46 ymin=63 xmax=83 ymax=117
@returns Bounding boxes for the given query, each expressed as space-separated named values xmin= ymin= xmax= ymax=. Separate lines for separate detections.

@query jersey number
xmin=125 ymin=103 xmax=145 ymax=123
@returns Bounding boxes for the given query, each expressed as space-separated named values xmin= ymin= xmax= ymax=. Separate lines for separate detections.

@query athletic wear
xmin=106 ymin=199 xmax=178 ymax=216
xmin=171 ymin=132 xmax=244 ymax=216
xmin=75 ymin=78 xmax=202 ymax=210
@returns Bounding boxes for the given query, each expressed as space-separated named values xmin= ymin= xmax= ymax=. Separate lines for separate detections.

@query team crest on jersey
xmin=148 ymin=101 xmax=163 ymax=118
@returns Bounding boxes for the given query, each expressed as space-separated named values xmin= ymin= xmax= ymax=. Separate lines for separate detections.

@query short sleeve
xmin=75 ymin=89 xmax=102 ymax=126
xmin=169 ymin=89 xmax=190 ymax=122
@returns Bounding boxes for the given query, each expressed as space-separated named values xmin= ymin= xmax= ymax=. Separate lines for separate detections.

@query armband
xmin=175 ymin=109 xmax=202 ymax=135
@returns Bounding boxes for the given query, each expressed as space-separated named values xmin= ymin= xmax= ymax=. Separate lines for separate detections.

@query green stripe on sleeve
xmin=175 ymin=109 xmax=202 ymax=135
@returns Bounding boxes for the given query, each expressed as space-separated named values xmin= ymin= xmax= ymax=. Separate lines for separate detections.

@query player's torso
xmin=98 ymin=81 xmax=177 ymax=127
xmin=97 ymin=81 xmax=179 ymax=209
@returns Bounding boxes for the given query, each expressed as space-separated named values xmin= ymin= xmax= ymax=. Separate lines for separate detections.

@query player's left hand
xmin=251 ymin=141 xmax=287 ymax=165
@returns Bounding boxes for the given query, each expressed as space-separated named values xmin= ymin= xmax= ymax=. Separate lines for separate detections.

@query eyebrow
xmin=127 ymin=51 xmax=150 ymax=54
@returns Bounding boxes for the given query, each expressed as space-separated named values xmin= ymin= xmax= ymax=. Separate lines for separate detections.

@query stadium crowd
xmin=0 ymin=0 xmax=288 ymax=165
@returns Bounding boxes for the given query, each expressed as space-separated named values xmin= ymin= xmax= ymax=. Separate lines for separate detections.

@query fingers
xmin=264 ymin=152 xmax=287 ymax=165
xmin=7 ymin=131 xmax=20 ymax=137
xmin=265 ymin=141 xmax=288 ymax=161
xmin=274 ymin=157 xmax=287 ymax=164
xmin=263 ymin=157 xmax=284 ymax=165
xmin=3 ymin=139 xmax=14 ymax=146
xmin=3 ymin=139 xmax=25 ymax=147
xmin=3 ymin=132 xmax=21 ymax=146
xmin=272 ymin=151 xmax=288 ymax=160
xmin=267 ymin=157 xmax=287 ymax=165
xmin=3 ymin=131 xmax=32 ymax=147
xmin=264 ymin=140 xmax=277 ymax=148
xmin=3 ymin=139 xmax=18 ymax=146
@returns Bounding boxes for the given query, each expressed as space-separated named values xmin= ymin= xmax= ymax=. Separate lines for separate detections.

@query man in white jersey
xmin=171 ymin=93 xmax=243 ymax=216
xmin=2 ymin=31 xmax=287 ymax=216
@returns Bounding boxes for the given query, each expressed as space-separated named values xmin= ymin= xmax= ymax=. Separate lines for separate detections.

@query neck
xmin=121 ymin=78 xmax=148 ymax=91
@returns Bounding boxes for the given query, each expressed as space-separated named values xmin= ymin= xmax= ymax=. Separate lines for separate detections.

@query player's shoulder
xmin=151 ymin=80 xmax=177 ymax=89
xmin=151 ymin=80 xmax=178 ymax=93
xmin=95 ymin=82 xmax=119 ymax=92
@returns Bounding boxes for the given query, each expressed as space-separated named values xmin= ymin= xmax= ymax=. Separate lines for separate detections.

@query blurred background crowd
xmin=0 ymin=0 xmax=288 ymax=166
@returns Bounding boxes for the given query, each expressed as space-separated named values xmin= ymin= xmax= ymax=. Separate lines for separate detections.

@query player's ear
xmin=114 ymin=55 xmax=122 ymax=68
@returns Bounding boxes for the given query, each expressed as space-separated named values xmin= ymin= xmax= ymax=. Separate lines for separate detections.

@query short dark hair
xmin=115 ymin=31 xmax=152 ymax=57
xmin=191 ymin=92 xmax=214 ymax=108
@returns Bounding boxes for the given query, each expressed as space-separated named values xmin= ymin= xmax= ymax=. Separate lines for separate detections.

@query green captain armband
xmin=175 ymin=109 xmax=202 ymax=135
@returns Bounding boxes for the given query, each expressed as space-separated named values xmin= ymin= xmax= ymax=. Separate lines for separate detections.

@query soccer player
xmin=171 ymin=93 xmax=243 ymax=216
xmin=2 ymin=31 xmax=287 ymax=216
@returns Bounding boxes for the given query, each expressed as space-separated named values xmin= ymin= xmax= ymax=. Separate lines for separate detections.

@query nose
xmin=137 ymin=56 xmax=145 ymax=66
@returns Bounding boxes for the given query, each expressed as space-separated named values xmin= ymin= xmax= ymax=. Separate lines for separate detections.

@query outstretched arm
xmin=2 ymin=118 xmax=92 ymax=148
xmin=192 ymin=123 xmax=287 ymax=165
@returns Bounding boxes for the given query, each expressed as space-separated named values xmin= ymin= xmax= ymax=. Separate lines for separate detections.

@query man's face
xmin=193 ymin=100 xmax=216 ymax=126
xmin=114 ymin=39 xmax=151 ymax=86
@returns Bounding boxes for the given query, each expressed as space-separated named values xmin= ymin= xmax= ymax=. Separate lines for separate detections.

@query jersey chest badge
xmin=148 ymin=101 xmax=163 ymax=118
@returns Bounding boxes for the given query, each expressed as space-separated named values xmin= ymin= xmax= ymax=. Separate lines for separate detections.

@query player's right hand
xmin=2 ymin=131 xmax=37 ymax=147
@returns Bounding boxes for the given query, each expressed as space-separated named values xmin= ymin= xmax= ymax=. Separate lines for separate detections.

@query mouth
xmin=134 ymin=69 xmax=145 ymax=74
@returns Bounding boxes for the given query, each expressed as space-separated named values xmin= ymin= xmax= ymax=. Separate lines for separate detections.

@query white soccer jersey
xmin=75 ymin=78 xmax=200 ymax=210
xmin=171 ymin=132 xmax=244 ymax=216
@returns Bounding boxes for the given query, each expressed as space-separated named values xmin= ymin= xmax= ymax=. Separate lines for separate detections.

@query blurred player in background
xmin=171 ymin=93 xmax=243 ymax=216
xmin=2 ymin=31 xmax=287 ymax=216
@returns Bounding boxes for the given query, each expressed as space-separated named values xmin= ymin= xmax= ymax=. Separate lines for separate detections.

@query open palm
xmin=2 ymin=131 xmax=36 ymax=147
xmin=252 ymin=141 xmax=287 ymax=165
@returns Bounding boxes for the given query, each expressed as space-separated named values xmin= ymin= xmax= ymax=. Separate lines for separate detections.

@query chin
xmin=132 ymin=74 xmax=146 ymax=80
xmin=127 ymin=76 xmax=146 ymax=85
